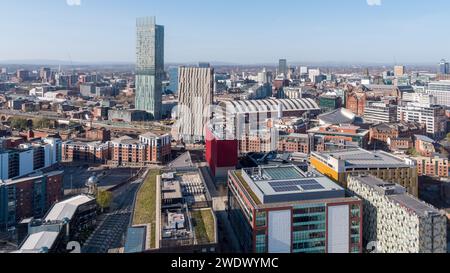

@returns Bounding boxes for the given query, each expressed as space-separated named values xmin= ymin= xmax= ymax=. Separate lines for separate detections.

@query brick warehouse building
xmin=0 ymin=171 xmax=64 ymax=228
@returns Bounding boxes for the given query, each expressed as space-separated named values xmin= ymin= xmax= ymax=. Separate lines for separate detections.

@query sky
xmin=1 ymin=0 xmax=450 ymax=64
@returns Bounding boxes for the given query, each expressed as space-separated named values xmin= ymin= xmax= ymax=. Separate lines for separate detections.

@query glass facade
xmin=167 ymin=67 xmax=179 ymax=94
xmin=292 ymin=204 xmax=327 ymax=253
xmin=227 ymin=185 xmax=253 ymax=253
xmin=350 ymin=204 xmax=361 ymax=253
xmin=135 ymin=17 xmax=164 ymax=120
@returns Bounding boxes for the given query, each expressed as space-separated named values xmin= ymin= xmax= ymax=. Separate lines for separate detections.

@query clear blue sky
xmin=1 ymin=0 xmax=450 ymax=64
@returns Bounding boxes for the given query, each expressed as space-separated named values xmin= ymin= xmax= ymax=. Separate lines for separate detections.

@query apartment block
xmin=348 ymin=175 xmax=447 ymax=253
xmin=0 ymin=171 xmax=64 ymax=229
xmin=413 ymin=155 xmax=449 ymax=178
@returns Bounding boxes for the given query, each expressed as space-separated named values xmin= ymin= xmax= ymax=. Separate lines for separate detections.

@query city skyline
xmin=1 ymin=0 xmax=450 ymax=64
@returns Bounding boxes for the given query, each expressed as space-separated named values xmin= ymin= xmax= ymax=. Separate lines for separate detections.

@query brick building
xmin=369 ymin=122 xmax=425 ymax=151
xmin=0 ymin=171 xmax=64 ymax=228
xmin=346 ymin=90 xmax=366 ymax=116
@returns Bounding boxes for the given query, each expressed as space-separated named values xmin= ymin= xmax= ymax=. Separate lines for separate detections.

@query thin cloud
xmin=66 ymin=0 xmax=81 ymax=6
xmin=367 ymin=0 xmax=382 ymax=6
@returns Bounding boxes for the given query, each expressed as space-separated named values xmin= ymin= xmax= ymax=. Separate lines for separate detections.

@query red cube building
xmin=206 ymin=128 xmax=238 ymax=181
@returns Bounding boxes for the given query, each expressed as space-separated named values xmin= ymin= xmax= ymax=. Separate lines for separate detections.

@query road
xmin=81 ymin=179 xmax=142 ymax=253
xmin=0 ymin=109 xmax=170 ymax=134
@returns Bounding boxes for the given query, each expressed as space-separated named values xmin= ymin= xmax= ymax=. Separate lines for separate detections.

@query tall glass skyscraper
xmin=135 ymin=17 xmax=164 ymax=120
xmin=278 ymin=59 xmax=287 ymax=76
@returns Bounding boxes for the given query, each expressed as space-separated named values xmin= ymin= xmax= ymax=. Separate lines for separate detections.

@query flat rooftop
xmin=313 ymin=148 xmax=411 ymax=169
xmin=238 ymin=165 xmax=345 ymax=204
xmin=350 ymin=175 xmax=442 ymax=217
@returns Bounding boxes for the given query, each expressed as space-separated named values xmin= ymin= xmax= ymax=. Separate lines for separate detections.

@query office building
xmin=364 ymin=102 xmax=397 ymax=124
xmin=39 ymin=68 xmax=51 ymax=83
xmin=319 ymin=92 xmax=342 ymax=113
xmin=281 ymin=87 xmax=302 ymax=99
xmin=135 ymin=17 xmax=164 ymax=120
xmin=0 ymin=171 xmax=64 ymax=229
xmin=175 ymin=66 xmax=214 ymax=143
xmin=427 ymin=81 xmax=450 ymax=107
xmin=397 ymin=102 xmax=447 ymax=140
xmin=308 ymin=69 xmax=321 ymax=83
xmin=308 ymin=124 xmax=369 ymax=152
xmin=394 ymin=65 xmax=405 ymax=77
xmin=0 ymin=138 xmax=62 ymax=181
xmin=16 ymin=70 xmax=30 ymax=82
xmin=278 ymin=59 xmax=287 ymax=76
xmin=228 ymin=165 xmax=363 ymax=253
xmin=15 ymin=194 xmax=97 ymax=253
xmin=438 ymin=59 xmax=449 ymax=75
xmin=257 ymin=68 xmax=272 ymax=85
xmin=348 ymin=175 xmax=447 ymax=253
xmin=311 ymin=148 xmax=418 ymax=196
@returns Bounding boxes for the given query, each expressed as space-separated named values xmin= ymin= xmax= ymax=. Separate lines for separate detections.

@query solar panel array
xmin=269 ymin=179 xmax=325 ymax=193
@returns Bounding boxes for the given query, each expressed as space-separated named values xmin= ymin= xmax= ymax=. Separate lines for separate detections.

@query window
xmin=255 ymin=211 xmax=267 ymax=227
xmin=255 ymin=234 xmax=266 ymax=253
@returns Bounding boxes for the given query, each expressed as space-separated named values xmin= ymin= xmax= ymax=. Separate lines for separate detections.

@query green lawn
xmin=235 ymin=171 xmax=262 ymax=205
xmin=133 ymin=169 xmax=160 ymax=248
xmin=192 ymin=209 xmax=216 ymax=244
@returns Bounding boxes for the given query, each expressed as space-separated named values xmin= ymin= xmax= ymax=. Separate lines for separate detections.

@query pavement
xmin=63 ymin=165 xmax=138 ymax=194
xmin=198 ymin=165 xmax=241 ymax=253
xmin=81 ymin=177 xmax=143 ymax=253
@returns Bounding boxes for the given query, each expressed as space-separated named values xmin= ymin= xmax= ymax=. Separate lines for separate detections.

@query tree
xmin=34 ymin=118 xmax=52 ymax=129
xmin=10 ymin=117 xmax=29 ymax=130
xmin=407 ymin=147 xmax=419 ymax=156
xmin=96 ymin=190 xmax=113 ymax=213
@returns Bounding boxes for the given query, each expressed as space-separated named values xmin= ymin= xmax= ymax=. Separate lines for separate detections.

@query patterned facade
xmin=348 ymin=175 xmax=447 ymax=253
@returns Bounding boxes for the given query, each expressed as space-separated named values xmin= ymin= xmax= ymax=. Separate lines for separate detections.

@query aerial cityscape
xmin=0 ymin=0 xmax=449 ymax=263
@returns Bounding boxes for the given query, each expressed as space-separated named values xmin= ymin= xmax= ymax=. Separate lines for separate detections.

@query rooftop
xmin=318 ymin=108 xmax=359 ymax=125
xmin=313 ymin=148 xmax=412 ymax=169
xmin=235 ymin=165 xmax=345 ymax=204
xmin=110 ymin=136 xmax=141 ymax=145
xmin=19 ymin=231 xmax=59 ymax=252
xmin=44 ymin=195 xmax=95 ymax=222
xmin=349 ymin=175 xmax=442 ymax=217
xmin=219 ymin=98 xmax=320 ymax=115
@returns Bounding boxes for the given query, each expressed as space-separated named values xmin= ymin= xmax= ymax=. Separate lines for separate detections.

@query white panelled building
xmin=348 ymin=175 xmax=447 ymax=253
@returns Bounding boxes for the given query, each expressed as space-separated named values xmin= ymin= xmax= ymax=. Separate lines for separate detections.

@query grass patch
xmin=133 ymin=169 xmax=160 ymax=248
xmin=192 ymin=209 xmax=215 ymax=244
